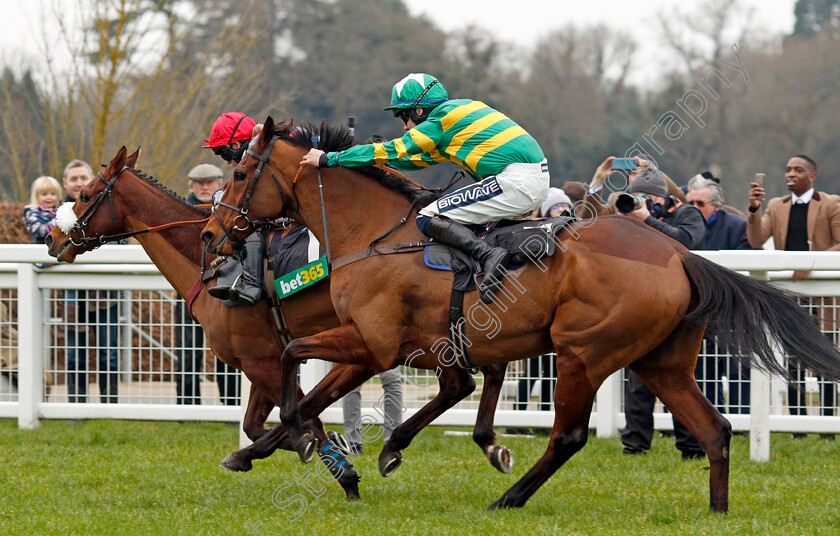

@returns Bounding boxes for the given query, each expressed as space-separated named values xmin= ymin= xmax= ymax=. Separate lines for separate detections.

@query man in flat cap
xmin=187 ymin=163 xmax=225 ymax=205
xmin=178 ymin=163 xmax=248 ymax=405
xmin=174 ymin=164 xmax=225 ymax=404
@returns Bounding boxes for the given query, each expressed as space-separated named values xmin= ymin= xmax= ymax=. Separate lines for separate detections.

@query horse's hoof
xmin=488 ymin=445 xmax=513 ymax=474
xmin=327 ymin=430 xmax=352 ymax=455
xmin=219 ymin=452 xmax=253 ymax=472
xmin=340 ymin=475 xmax=362 ymax=501
xmin=486 ymin=495 xmax=520 ymax=510
xmin=379 ymin=451 xmax=402 ymax=477
xmin=295 ymin=434 xmax=316 ymax=464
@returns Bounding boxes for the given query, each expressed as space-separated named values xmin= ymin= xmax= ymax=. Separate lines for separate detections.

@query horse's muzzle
xmin=201 ymin=230 xmax=231 ymax=255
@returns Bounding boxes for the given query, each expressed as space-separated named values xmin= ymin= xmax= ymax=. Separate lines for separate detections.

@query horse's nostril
xmin=200 ymin=231 xmax=215 ymax=246
xmin=45 ymin=234 xmax=53 ymax=248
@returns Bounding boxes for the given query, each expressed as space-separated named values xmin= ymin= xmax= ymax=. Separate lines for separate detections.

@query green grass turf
xmin=1 ymin=419 xmax=840 ymax=535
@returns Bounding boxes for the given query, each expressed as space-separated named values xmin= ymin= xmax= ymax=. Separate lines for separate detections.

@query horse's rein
xmin=289 ymin=159 xmax=463 ymax=273
xmin=75 ymin=212 xmax=212 ymax=246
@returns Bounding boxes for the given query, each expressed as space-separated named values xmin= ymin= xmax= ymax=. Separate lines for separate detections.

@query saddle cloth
xmin=267 ymin=224 xmax=328 ymax=300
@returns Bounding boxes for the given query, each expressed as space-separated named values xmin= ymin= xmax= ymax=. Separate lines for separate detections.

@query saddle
xmin=423 ymin=215 xmax=575 ymax=291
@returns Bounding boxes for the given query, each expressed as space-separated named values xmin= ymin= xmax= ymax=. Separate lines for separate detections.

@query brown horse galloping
xmin=201 ymin=117 xmax=840 ymax=512
xmin=45 ymin=147 xmax=515 ymax=498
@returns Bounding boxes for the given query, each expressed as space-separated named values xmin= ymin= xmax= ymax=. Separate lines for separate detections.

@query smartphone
xmin=755 ymin=173 xmax=765 ymax=187
xmin=611 ymin=158 xmax=637 ymax=170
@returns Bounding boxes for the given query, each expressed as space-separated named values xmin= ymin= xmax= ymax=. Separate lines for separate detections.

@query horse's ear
xmin=106 ymin=146 xmax=128 ymax=174
xmin=259 ymin=116 xmax=275 ymax=145
xmin=126 ymin=147 xmax=141 ymax=168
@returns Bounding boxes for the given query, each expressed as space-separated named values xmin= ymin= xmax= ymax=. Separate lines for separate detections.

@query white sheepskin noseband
xmin=55 ymin=202 xmax=80 ymax=234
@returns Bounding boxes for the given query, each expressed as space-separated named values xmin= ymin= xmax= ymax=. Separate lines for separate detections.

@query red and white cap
xmin=202 ymin=112 xmax=257 ymax=148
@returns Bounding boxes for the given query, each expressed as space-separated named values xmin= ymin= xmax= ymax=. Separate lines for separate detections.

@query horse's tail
xmin=681 ymin=252 xmax=840 ymax=382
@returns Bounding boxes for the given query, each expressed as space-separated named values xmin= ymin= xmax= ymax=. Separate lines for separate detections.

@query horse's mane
xmin=130 ymin=168 xmax=210 ymax=216
xmin=273 ymin=120 xmax=440 ymax=206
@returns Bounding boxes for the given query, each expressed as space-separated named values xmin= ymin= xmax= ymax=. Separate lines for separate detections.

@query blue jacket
xmin=697 ymin=209 xmax=751 ymax=251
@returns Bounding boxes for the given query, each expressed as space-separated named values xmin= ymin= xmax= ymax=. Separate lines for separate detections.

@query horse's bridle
xmin=211 ymin=134 xmax=288 ymax=250
xmin=64 ymin=166 xmax=212 ymax=249
xmin=66 ymin=167 xmax=127 ymax=248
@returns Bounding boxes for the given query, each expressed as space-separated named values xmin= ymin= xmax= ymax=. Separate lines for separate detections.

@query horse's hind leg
xmin=489 ymin=348 xmax=596 ymax=509
xmin=473 ymin=363 xmax=513 ymax=473
xmin=632 ymin=320 xmax=731 ymax=513
xmin=379 ymin=366 xmax=476 ymax=477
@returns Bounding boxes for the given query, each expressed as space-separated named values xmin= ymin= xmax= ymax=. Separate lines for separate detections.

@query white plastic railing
xmin=3 ymin=244 xmax=840 ymax=461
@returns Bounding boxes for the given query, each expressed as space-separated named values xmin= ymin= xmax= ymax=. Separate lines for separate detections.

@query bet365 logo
xmin=275 ymin=257 xmax=329 ymax=298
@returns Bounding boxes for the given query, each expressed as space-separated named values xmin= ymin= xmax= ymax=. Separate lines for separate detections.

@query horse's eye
xmin=234 ymin=170 xmax=246 ymax=182
xmin=80 ymin=193 xmax=90 ymax=202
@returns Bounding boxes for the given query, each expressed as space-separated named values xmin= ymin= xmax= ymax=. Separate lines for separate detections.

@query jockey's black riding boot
xmin=208 ymin=236 xmax=263 ymax=306
xmin=426 ymin=216 xmax=508 ymax=304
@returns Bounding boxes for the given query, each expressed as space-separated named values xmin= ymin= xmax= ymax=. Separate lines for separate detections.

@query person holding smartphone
xmin=747 ymin=154 xmax=840 ymax=435
xmin=582 ymin=156 xmax=688 ymax=218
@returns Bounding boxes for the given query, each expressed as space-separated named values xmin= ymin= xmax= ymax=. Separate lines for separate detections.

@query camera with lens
xmin=616 ymin=193 xmax=652 ymax=214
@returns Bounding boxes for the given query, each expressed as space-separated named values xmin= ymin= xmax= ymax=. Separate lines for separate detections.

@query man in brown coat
xmin=748 ymin=154 xmax=840 ymax=259
xmin=748 ymin=154 xmax=840 ymax=435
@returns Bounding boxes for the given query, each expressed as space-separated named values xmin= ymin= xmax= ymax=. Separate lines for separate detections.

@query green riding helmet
xmin=383 ymin=73 xmax=449 ymax=111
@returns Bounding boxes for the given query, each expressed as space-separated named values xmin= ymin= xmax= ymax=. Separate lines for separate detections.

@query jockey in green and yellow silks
xmin=301 ymin=73 xmax=550 ymax=304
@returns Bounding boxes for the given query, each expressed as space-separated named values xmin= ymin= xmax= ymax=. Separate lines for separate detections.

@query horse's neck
xmin=122 ymin=184 xmax=206 ymax=298
xmin=296 ymin=168 xmax=424 ymax=255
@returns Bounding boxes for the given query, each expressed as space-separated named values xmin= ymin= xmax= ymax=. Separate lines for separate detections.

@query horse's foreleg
xmin=474 ymin=363 xmax=513 ymax=473
xmin=220 ymin=383 xmax=304 ymax=472
xmin=224 ymin=363 xmax=374 ymax=501
xmin=279 ymin=325 xmax=378 ymax=465
xmin=489 ymin=349 xmax=595 ymax=509
xmin=242 ymin=384 xmax=275 ymax=442
xmin=225 ymin=364 xmax=373 ymax=466
xmin=379 ymin=366 xmax=476 ymax=477
xmin=220 ymin=417 xmax=290 ymax=472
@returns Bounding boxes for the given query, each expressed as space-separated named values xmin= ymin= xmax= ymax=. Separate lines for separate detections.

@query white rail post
xmin=596 ymin=370 xmax=622 ymax=437
xmin=120 ymin=290 xmax=133 ymax=383
xmin=749 ymin=269 xmax=771 ymax=462
xmin=239 ymin=372 xmax=252 ymax=448
xmin=300 ymin=359 xmax=329 ymax=393
xmin=18 ymin=263 xmax=43 ymax=429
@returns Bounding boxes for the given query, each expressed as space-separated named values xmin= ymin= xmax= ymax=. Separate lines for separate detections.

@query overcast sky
xmin=0 ymin=0 xmax=798 ymax=84
xmin=403 ymin=0 xmax=797 ymax=44
xmin=403 ymin=0 xmax=797 ymax=84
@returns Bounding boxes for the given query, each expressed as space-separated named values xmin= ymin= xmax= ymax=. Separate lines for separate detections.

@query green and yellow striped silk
xmin=323 ymin=99 xmax=545 ymax=181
